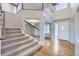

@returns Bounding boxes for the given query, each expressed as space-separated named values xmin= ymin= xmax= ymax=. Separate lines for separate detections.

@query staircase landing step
xmin=2 ymin=41 xmax=37 ymax=56
xmin=17 ymin=44 xmax=42 ymax=56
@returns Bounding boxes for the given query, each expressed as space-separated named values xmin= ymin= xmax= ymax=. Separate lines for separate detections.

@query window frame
xmin=56 ymin=3 xmax=67 ymax=11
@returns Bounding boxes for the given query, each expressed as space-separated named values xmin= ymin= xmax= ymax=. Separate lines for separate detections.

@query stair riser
xmin=9 ymin=42 xmax=37 ymax=56
xmin=1 ymin=28 xmax=41 ymax=56
xmin=5 ymin=28 xmax=20 ymax=31
xmin=5 ymin=30 xmax=21 ymax=32
xmin=26 ymin=45 xmax=41 ymax=56
xmin=17 ymin=44 xmax=41 ymax=56
xmin=1 ymin=39 xmax=33 ymax=54
xmin=5 ymin=32 xmax=21 ymax=35
xmin=5 ymin=34 xmax=24 ymax=39
xmin=5 ymin=30 xmax=21 ymax=33
xmin=2 ymin=37 xmax=28 ymax=46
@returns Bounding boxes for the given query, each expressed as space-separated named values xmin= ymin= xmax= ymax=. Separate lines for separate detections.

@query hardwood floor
xmin=31 ymin=39 xmax=75 ymax=56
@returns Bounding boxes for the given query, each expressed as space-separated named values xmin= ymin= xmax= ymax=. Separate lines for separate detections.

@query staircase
xmin=1 ymin=28 xmax=42 ymax=56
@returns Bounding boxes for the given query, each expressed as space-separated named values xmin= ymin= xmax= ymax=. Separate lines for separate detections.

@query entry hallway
xmin=31 ymin=39 xmax=75 ymax=56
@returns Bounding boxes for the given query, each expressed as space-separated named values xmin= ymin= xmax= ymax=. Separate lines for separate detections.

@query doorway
xmin=44 ymin=23 xmax=51 ymax=47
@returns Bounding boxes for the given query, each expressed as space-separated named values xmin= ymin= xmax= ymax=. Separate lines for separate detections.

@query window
xmin=2 ymin=3 xmax=17 ymax=14
xmin=56 ymin=3 xmax=67 ymax=11
xmin=17 ymin=4 xmax=22 ymax=13
xmin=61 ymin=25 xmax=64 ymax=31
xmin=44 ymin=24 xmax=50 ymax=34
xmin=11 ymin=5 xmax=17 ymax=14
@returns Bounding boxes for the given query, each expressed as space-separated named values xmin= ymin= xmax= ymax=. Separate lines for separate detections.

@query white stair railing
xmin=0 ymin=11 xmax=5 ymax=39
xmin=24 ymin=20 xmax=40 ymax=40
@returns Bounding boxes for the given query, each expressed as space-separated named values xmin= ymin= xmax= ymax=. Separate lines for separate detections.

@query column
xmin=50 ymin=21 xmax=54 ymax=49
xmin=50 ymin=21 xmax=54 ymax=42
xmin=39 ymin=16 xmax=45 ymax=45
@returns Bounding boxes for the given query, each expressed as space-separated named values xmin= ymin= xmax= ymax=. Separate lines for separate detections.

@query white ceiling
xmin=23 ymin=3 xmax=42 ymax=10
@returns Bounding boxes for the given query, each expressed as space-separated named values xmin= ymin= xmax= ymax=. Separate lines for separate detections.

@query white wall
xmin=23 ymin=3 xmax=42 ymax=10
xmin=2 ymin=3 xmax=17 ymax=14
xmin=5 ymin=12 xmax=18 ymax=28
xmin=21 ymin=10 xmax=42 ymax=18
xmin=54 ymin=20 xmax=70 ymax=41
xmin=69 ymin=19 xmax=75 ymax=43
xmin=52 ymin=4 xmax=75 ymax=20
xmin=53 ymin=19 xmax=75 ymax=44
xmin=52 ymin=4 xmax=76 ymax=44
xmin=53 ymin=8 xmax=72 ymax=20
xmin=1 ymin=3 xmax=18 ymax=28
xmin=75 ymin=10 xmax=79 ymax=56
